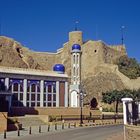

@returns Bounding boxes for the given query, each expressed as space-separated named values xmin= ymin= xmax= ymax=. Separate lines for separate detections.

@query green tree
xmin=117 ymin=56 xmax=140 ymax=79
xmin=131 ymin=89 xmax=140 ymax=100
xmin=102 ymin=89 xmax=134 ymax=113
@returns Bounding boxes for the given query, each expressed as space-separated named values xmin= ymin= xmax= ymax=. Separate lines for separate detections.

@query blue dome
xmin=72 ymin=44 xmax=81 ymax=50
xmin=53 ymin=64 xmax=65 ymax=74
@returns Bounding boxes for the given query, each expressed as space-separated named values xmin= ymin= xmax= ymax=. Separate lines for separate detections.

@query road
xmin=7 ymin=125 xmax=123 ymax=140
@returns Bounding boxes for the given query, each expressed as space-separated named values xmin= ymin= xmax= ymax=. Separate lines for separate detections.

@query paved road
xmin=3 ymin=125 xmax=123 ymax=140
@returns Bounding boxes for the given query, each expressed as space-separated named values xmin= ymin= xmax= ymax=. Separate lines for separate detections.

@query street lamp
xmin=80 ymin=92 xmax=83 ymax=126
xmin=79 ymin=90 xmax=86 ymax=126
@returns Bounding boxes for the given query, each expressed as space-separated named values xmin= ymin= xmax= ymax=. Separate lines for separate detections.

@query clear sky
xmin=0 ymin=0 xmax=140 ymax=62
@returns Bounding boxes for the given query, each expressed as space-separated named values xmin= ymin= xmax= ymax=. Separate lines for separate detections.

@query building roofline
xmin=0 ymin=66 xmax=68 ymax=78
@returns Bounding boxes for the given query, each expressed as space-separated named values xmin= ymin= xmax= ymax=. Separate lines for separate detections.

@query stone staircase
xmin=12 ymin=116 xmax=46 ymax=127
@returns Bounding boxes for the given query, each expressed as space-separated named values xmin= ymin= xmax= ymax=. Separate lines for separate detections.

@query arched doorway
xmin=71 ymin=90 xmax=78 ymax=107
xmin=90 ymin=97 xmax=98 ymax=109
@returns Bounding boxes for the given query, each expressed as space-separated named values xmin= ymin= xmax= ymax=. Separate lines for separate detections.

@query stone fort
xmin=0 ymin=30 xmax=140 ymax=106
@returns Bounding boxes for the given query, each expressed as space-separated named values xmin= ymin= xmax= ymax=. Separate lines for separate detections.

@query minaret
xmin=71 ymin=44 xmax=81 ymax=85
xmin=69 ymin=31 xmax=82 ymax=107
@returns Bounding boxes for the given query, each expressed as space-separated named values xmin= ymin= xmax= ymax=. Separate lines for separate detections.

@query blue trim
xmin=44 ymin=81 xmax=56 ymax=86
xmin=27 ymin=80 xmax=40 ymax=86
xmin=9 ymin=79 xmax=23 ymax=84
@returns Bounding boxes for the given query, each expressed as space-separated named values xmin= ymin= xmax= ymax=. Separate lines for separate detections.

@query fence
xmin=126 ymin=100 xmax=140 ymax=125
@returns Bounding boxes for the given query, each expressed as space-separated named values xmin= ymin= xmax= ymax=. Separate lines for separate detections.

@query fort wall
xmin=0 ymin=32 xmax=140 ymax=106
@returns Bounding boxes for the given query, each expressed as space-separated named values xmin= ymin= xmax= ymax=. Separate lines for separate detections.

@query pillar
xmin=121 ymin=98 xmax=133 ymax=125
xmin=40 ymin=80 xmax=44 ymax=107
xmin=5 ymin=78 xmax=11 ymax=110
xmin=65 ymin=82 xmax=68 ymax=107
xmin=23 ymin=79 xmax=27 ymax=106
xmin=5 ymin=77 xmax=9 ymax=90
xmin=56 ymin=81 xmax=59 ymax=107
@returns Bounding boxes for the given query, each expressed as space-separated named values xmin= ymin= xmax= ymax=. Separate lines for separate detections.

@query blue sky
xmin=0 ymin=0 xmax=140 ymax=62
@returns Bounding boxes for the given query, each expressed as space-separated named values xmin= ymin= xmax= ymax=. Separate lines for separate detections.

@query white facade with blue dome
xmin=0 ymin=66 xmax=68 ymax=112
xmin=70 ymin=43 xmax=82 ymax=107
xmin=0 ymin=30 xmax=84 ymax=112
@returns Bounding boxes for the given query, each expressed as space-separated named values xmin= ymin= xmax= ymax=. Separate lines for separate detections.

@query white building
xmin=0 ymin=65 xmax=68 ymax=112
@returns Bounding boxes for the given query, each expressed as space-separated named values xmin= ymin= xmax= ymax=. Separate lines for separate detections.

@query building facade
xmin=0 ymin=65 xmax=68 ymax=112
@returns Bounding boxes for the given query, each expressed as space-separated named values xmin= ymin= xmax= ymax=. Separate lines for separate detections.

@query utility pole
xmin=79 ymin=92 xmax=83 ymax=126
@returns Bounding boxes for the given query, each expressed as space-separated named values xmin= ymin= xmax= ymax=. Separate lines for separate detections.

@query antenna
xmin=95 ymin=25 xmax=98 ymax=40
xmin=121 ymin=26 xmax=125 ymax=45
xmin=75 ymin=21 xmax=79 ymax=31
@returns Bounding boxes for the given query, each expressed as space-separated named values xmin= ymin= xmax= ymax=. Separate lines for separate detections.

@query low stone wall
xmin=0 ymin=112 xmax=7 ymax=132
xmin=125 ymin=125 xmax=140 ymax=140
xmin=11 ymin=107 xmax=101 ymax=116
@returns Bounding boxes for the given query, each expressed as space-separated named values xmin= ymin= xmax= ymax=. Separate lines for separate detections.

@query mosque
xmin=0 ymin=37 xmax=82 ymax=112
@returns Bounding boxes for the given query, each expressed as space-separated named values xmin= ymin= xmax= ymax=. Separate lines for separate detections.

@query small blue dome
xmin=72 ymin=44 xmax=81 ymax=50
xmin=53 ymin=64 xmax=65 ymax=74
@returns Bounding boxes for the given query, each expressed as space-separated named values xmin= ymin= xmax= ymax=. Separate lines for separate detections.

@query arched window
xmin=31 ymin=84 xmax=36 ymax=92
xmin=77 ymin=54 xmax=79 ymax=64
xmin=43 ymin=81 xmax=56 ymax=107
xmin=77 ymin=67 xmax=79 ymax=77
xmin=73 ymin=55 xmax=75 ymax=64
xmin=73 ymin=67 xmax=76 ymax=76
xmin=48 ymin=85 xmax=52 ymax=93
xmin=10 ymin=79 xmax=23 ymax=107
xmin=13 ymin=83 xmax=18 ymax=92
xmin=37 ymin=86 xmax=40 ymax=92
xmin=27 ymin=86 xmax=30 ymax=92
xmin=20 ymin=85 xmax=23 ymax=92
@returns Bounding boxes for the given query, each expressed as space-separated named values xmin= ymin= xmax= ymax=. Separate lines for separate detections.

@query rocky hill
xmin=0 ymin=36 xmax=43 ymax=69
xmin=0 ymin=31 xmax=140 ymax=105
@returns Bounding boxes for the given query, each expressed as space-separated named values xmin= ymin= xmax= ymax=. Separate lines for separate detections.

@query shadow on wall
xmin=10 ymin=106 xmax=39 ymax=116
